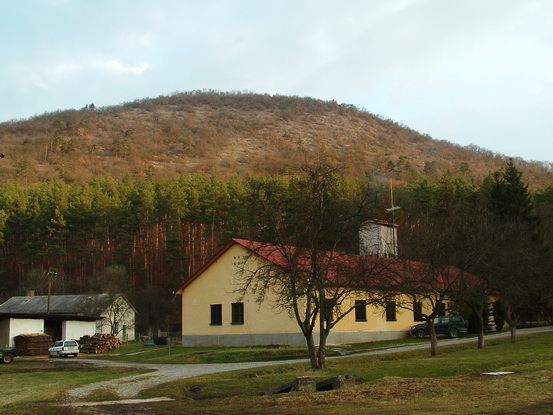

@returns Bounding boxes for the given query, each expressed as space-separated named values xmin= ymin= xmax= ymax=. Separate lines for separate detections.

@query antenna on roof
xmin=385 ymin=179 xmax=400 ymax=258
xmin=386 ymin=179 xmax=400 ymax=213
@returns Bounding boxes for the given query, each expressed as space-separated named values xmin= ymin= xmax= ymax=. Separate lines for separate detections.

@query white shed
xmin=0 ymin=293 xmax=136 ymax=347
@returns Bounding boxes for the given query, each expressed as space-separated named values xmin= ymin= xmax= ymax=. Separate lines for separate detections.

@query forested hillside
xmin=0 ymin=91 xmax=551 ymax=186
xmin=0 ymin=91 xmax=552 ymax=335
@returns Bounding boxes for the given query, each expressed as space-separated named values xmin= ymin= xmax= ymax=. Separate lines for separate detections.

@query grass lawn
xmin=1 ymin=332 xmax=552 ymax=414
xmin=101 ymin=336 xmax=426 ymax=364
xmin=0 ymin=357 xmax=151 ymax=414
xmin=137 ymin=332 xmax=553 ymax=414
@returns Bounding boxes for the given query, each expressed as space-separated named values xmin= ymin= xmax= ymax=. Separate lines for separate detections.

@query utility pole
xmin=46 ymin=270 xmax=57 ymax=314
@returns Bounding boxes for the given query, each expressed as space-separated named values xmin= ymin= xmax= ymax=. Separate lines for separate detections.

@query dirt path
xmin=65 ymin=326 xmax=553 ymax=404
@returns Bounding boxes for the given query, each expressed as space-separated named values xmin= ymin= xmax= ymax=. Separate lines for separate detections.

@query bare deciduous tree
xmin=237 ymin=162 xmax=390 ymax=369
xmin=238 ymin=240 xmax=393 ymax=368
xmin=100 ymin=294 xmax=135 ymax=339
xmin=387 ymin=214 xmax=478 ymax=356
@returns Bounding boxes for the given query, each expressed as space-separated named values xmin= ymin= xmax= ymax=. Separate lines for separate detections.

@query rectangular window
xmin=385 ymin=301 xmax=397 ymax=321
xmin=231 ymin=302 xmax=244 ymax=324
xmin=322 ymin=298 xmax=335 ymax=323
xmin=355 ymin=300 xmax=367 ymax=321
xmin=413 ymin=301 xmax=424 ymax=321
xmin=210 ymin=304 xmax=222 ymax=326
xmin=438 ymin=302 xmax=446 ymax=317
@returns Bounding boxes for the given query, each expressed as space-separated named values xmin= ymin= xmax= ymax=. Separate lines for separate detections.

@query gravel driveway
xmin=65 ymin=326 xmax=553 ymax=402
xmin=66 ymin=358 xmax=305 ymax=400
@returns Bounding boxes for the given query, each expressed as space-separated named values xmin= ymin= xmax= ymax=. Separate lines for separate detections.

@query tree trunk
xmin=468 ymin=303 xmax=486 ymax=349
xmin=477 ymin=314 xmax=485 ymax=349
xmin=317 ymin=331 xmax=329 ymax=369
xmin=509 ymin=324 xmax=517 ymax=343
xmin=428 ymin=320 xmax=439 ymax=356
xmin=305 ymin=333 xmax=320 ymax=369
xmin=506 ymin=305 xmax=518 ymax=343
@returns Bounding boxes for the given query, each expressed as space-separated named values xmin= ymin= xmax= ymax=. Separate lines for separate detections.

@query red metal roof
xmin=174 ymin=238 xmax=476 ymax=294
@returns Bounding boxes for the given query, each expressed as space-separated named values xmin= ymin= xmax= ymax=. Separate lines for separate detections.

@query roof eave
xmin=174 ymin=239 xmax=242 ymax=294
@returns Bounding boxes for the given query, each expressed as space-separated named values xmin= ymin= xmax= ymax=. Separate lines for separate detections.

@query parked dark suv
xmin=410 ymin=316 xmax=468 ymax=339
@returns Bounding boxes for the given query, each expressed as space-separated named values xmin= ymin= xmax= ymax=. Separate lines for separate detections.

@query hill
xmin=0 ymin=91 xmax=551 ymax=186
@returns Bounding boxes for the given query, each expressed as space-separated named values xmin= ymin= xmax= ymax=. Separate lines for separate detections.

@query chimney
xmin=359 ymin=220 xmax=398 ymax=258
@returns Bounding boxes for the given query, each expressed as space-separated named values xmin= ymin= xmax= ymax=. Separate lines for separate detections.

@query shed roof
xmin=0 ymin=294 xmax=126 ymax=320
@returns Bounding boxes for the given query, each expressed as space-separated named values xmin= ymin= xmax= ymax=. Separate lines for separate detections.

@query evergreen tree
xmin=479 ymin=160 xmax=549 ymax=342
xmin=484 ymin=159 xmax=534 ymax=223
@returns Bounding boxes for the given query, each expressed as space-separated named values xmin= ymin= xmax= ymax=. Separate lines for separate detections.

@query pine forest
xmin=0 ymin=91 xmax=552 ymax=334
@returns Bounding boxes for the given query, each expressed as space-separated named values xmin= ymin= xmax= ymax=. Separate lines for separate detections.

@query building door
xmin=44 ymin=320 xmax=62 ymax=341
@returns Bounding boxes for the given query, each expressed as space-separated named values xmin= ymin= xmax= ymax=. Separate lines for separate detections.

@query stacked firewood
xmin=14 ymin=333 xmax=53 ymax=356
xmin=79 ymin=333 xmax=124 ymax=354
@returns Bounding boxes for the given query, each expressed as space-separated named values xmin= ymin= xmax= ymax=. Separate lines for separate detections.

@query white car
xmin=48 ymin=340 xmax=80 ymax=358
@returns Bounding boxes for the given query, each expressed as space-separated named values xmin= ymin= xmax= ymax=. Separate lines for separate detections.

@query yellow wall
xmin=332 ymin=295 xmax=420 ymax=333
xmin=182 ymin=244 xmax=300 ymax=336
xmin=181 ymin=244 xmax=432 ymax=346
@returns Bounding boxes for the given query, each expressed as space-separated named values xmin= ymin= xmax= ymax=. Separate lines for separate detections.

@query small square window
xmin=322 ymin=298 xmax=335 ymax=323
xmin=355 ymin=300 xmax=367 ymax=321
xmin=231 ymin=302 xmax=244 ymax=325
xmin=413 ymin=301 xmax=424 ymax=321
xmin=385 ymin=301 xmax=397 ymax=321
xmin=210 ymin=304 xmax=222 ymax=325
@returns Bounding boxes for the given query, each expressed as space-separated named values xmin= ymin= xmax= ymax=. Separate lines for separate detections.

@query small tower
xmin=359 ymin=220 xmax=398 ymax=258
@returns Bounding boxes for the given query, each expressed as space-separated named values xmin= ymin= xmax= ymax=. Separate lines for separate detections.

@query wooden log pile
xmin=14 ymin=333 xmax=53 ymax=356
xmin=79 ymin=333 xmax=124 ymax=354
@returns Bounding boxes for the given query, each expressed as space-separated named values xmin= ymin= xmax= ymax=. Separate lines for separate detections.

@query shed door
xmin=44 ymin=320 xmax=62 ymax=341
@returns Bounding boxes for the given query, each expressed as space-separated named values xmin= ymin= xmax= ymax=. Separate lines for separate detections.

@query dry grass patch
xmin=243 ymin=370 xmax=553 ymax=415
xmin=82 ymin=388 xmax=120 ymax=402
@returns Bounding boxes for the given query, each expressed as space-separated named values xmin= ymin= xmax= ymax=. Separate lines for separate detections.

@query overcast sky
xmin=2 ymin=0 xmax=552 ymax=162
